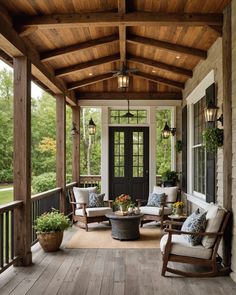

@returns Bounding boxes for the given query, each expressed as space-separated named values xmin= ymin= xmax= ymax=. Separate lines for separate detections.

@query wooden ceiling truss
xmin=0 ymin=0 xmax=229 ymax=104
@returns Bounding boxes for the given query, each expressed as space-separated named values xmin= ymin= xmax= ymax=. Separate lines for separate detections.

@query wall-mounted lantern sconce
xmin=88 ymin=118 xmax=96 ymax=135
xmin=71 ymin=121 xmax=79 ymax=136
xmin=204 ymin=102 xmax=223 ymax=126
xmin=162 ymin=122 xmax=176 ymax=139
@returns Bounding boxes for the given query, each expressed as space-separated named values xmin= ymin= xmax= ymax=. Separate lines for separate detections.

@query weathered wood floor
xmin=0 ymin=226 xmax=236 ymax=295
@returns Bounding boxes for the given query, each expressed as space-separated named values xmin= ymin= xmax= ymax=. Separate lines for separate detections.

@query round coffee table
xmin=105 ymin=213 xmax=143 ymax=241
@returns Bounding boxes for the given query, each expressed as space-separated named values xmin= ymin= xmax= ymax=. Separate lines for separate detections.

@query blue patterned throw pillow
xmin=147 ymin=193 xmax=165 ymax=207
xmin=181 ymin=209 xmax=207 ymax=246
xmin=88 ymin=192 xmax=105 ymax=208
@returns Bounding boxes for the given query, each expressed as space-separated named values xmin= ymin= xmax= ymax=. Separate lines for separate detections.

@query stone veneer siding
xmin=182 ymin=0 xmax=236 ymax=282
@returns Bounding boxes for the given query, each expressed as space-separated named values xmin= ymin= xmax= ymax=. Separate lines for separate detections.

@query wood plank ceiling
xmin=0 ymin=0 xmax=231 ymax=102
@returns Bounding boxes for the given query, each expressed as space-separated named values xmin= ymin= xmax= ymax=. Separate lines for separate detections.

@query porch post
xmin=13 ymin=56 xmax=32 ymax=266
xmin=72 ymin=106 xmax=80 ymax=184
xmin=222 ymin=4 xmax=232 ymax=266
xmin=56 ymin=94 xmax=66 ymax=213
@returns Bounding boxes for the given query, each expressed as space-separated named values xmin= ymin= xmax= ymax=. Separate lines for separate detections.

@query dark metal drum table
xmin=105 ymin=213 xmax=143 ymax=240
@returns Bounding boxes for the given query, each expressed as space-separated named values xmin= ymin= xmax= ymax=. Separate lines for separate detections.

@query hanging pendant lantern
xmin=162 ymin=122 xmax=171 ymax=139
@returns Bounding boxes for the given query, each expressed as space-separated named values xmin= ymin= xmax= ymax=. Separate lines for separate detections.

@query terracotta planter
xmin=37 ymin=231 xmax=64 ymax=252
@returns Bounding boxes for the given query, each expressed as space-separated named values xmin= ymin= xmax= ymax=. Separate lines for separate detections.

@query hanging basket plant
xmin=202 ymin=128 xmax=224 ymax=153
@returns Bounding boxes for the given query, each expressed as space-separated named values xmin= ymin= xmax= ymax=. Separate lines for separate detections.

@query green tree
xmin=0 ymin=69 xmax=13 ymax=182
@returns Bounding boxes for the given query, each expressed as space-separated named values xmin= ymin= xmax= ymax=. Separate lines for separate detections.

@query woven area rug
xmin=65 ymin=222 xmax=161 ymax=249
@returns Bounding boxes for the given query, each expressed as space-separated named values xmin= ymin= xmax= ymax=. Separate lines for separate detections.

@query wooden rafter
xmin=67 ymin=73 xmax=114 ymax=90
xmin=40 ymin=34 xmax=119 ymax=62
xmin=16 ymin=12 xmax=223 ymax=31
xmin=0 ymin=9 xmax=76 ymax=106
xmin=127 ymin=35 xmax=207 ymax=59
xmin=118 ymin=0 xmax=126 ymax=63
xmin=55 ymin=54 xmax=120 ymax=77
xmin=77 ymin=92 xmax=182 ymax=100
xmin=132 ymin=72 xmax=185 ymax=89
xmin=128 ymin=55 xmax=192 ymax=78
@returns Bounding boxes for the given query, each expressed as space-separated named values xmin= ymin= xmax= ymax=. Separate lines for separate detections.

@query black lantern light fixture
xmin=204 ymin=101 xmax=223 ymax=125
xmin=117 ymin=72 xmax=129 ymax=91
xmin=162 ymin=122 xmax=176 ymax=139
xmin=71 ymin=121 xmax=79 ymax=136
xmin=122 ymin=100 xmax=134 ymax=118
xmin=88 ymin=118 xmax=96 ymax=135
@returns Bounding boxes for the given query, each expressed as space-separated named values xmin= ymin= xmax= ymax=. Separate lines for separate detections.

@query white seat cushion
xmin=160 ymin=234 xmax=212 ymax=259
xmin=140 ymin=206 xmax=172 ymax=215
xmin=202 ymin=204 xmax=226 ymax=249
xmin=73 ymin=187 xmax=97 ymax=208
xmin=153 ymin=186 xmax=178 ymax=204
xmin=75 ymin=207 xmax=112 ymax=217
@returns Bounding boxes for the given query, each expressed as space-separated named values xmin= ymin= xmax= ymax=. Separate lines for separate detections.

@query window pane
xmin=119 ymin=167 xmax=124 ymax=177
xmin=133 ymin=132 xmax=139 ymax=143
xmin=194 ymin=146 xmax=205 ymax=194
xmin=109 ymin=109 xmax=147 ymax=124
xmin=133 ymin=167 xmax=138 ymax=177
xmin=194 ymin=97 xmax=206 ymax=145
xmin=138 ymin=167 xmax=143 ymax=177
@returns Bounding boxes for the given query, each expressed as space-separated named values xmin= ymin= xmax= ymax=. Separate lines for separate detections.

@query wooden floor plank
xmin=0 ymin=227 xmax=236 ymax=295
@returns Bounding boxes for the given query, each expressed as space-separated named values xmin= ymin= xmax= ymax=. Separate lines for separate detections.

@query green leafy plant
xmin=161 ymin=170 xmax=179 ymax=184
xmin=34 ymin=210 xmax=70 ymax=233
xmin=203 ymin=128 xmax=224 ymax=153
xmin=175 ymin=140 xmax=182 ymax=153
xmin=32 ymin=172 xmax=72 ymax=193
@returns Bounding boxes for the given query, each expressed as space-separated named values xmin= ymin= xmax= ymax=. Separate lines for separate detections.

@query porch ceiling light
xmin=162 ymin=122 xmax=176 ymax=139
xmin=88 ymin=117 xmax=96 ymax=135
xmin=204 ymin=101 xmax=223 ymax=125
xmin=117 ymin=73 xmax=129 ymax=91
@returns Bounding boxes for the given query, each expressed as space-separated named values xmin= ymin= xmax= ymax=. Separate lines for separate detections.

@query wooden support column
xmin=222 ymin=4 xmax=232 ymax=267
xmin=56 ymin=94 xmax=66 ymax=213
xmin=72 ymin=106 xmax=80 ymax=184
xmin=13 ymin=56 xmax=32 ymax=266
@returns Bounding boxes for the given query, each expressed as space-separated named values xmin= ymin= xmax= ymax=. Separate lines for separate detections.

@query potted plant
xmin=34 ymin=210 xmax=70 ymax=252
xmin=114 ymin=194 xmax=132 ymax=212
xmin=161 ymin=170 xmax=179 ymax=187
xmin=173 ymin=201 xmax=185 ymax=216
xmin=202 ymin=128 xmax=224 ymax=153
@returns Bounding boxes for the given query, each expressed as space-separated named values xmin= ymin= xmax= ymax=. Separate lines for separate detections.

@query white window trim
xmin=186 ymin=70 xmax=215 ymax=205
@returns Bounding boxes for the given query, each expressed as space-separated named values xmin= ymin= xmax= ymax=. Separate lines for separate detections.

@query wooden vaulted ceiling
xmin=0 ymin=0 xmax=231 ymax=103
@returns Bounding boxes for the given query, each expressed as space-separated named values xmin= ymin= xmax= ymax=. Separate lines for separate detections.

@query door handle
xmin=145 ymin=170 xmax=149 ymax=179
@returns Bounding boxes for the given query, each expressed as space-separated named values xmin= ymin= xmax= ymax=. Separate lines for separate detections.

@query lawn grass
xmin=0 ymin=190 xmax=13 ymax=205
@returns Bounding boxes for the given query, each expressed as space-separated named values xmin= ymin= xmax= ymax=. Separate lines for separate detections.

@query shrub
xmin=34 ymin=210 xmax=70 ymax=233
xmin=32 ymin=172 xmax=72 ymax=193
xmin=0 ymin=170 xmax=13 ymax=183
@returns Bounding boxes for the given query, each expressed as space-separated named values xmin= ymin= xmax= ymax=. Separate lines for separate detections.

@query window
xmin=193 ymin=97 xmax=206 ymax=195
xmin=110 ymin=109 xmax=147 ymax=124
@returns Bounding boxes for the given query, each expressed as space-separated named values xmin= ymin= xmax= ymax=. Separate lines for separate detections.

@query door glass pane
xmin=132 ymin=131 xmax=144 ymax=178
xmin=113 ymin=131 xmax=125 ymax=178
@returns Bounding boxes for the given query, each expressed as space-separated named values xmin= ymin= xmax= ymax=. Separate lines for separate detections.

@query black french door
xmin=109 ymin=127 xmax=149 ymax=200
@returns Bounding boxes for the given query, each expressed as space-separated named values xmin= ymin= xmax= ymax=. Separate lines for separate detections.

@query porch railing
xmin=79 ymin=175 xmax=101 ymax=189
xmin=0 ymin=200 xmax=23 ymax=274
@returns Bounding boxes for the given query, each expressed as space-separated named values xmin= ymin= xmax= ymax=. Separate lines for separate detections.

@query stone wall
xmin=230 ymin=0 xmax=236 ymax=283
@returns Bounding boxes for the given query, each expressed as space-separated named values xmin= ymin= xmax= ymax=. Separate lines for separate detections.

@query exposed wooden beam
xmin=16 ymin=12 xmax=223 ymax=30
xmin=77 ymin=92 xmax=182 ymax=100
xmin=127 ymin=35 xmax=207 ymax=59
xmin=0 ymin=9 xmax=76 ymax=106
xmin=40 ymin=34 xmax=119 ymax=62
xmin=208 ymin=25 xmax=222 ymax=36
xmin=128 ymin=55 xmax=192 ymax=78
xmin=67 ymin=73 xmax=114 ymax=90
xmin=118 ymin=0 xmax=126 ymax=63
xmin=13 ymin=56 xmax=32 ymax=266
xmin=132 ymin=71 xmax=185 ymax=89
xmin=56 ymin=94 xmax=66 ymax=214
xmin=55 ymin=54 xmax=120 ymax=77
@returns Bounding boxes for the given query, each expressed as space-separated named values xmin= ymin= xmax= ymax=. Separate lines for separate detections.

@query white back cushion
xmin=153 ymin=186 xmax=178 ymax=203
xmin=202 ymin=203 xmax=225 ymax=249
xmin=73 ymin=186 xmax=97 ymax=208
